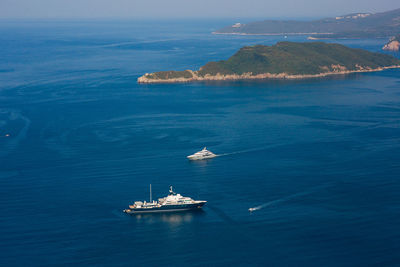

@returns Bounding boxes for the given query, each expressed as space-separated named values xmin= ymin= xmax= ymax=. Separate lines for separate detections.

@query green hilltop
xmin=139 ymin=42 xmax=400 ymax=83
xmin=198 ymin=42 xmax=400 ymax=75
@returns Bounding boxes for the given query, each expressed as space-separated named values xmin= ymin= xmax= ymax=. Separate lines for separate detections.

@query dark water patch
xmin=357 ymin=126 xmax=400 ymax=140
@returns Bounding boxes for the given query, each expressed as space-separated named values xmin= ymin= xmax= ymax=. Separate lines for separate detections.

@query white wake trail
xmin=217 ymin=145 xmax=285 ymax=157
xmin=249 ymin=183 xmax=332 ymax=212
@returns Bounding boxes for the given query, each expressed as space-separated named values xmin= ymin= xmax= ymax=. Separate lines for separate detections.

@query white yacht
xmin=187 ymin=147 xmax=217 ymax=160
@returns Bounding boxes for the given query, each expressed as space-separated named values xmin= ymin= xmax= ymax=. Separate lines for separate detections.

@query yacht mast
xmin=150 ymin=184 xmax=152 ymax=202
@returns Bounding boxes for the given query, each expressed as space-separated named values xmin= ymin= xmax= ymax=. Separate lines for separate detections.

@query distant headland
xmin=212 ymin=8 xmax=400 ymax=40
xmin=137 ymin=42 xmax=400 ymax=84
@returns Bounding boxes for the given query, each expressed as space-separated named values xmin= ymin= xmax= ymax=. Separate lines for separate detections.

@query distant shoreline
xmin=212 ymin=8 xmax=400 ymax=40
xmin=212 ymin=32 xmax=389 ymax=40
xmin=212 ymin=32 xmax=334 ymax=36
xmin=137 ymin=66 xmax=400 ymax=84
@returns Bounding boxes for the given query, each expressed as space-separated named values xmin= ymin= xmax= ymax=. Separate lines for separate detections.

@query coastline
xmin=212 ymin=32 xmax=334 ymax=36
xmin=213 ymin=32 xmax=388 ymax=40
xmin=137 ymin=65 xmax=400 ymax=84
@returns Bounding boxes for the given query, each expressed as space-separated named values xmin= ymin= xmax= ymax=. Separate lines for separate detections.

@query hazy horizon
xmin=0 ymin=0 xmax=399 ymax=20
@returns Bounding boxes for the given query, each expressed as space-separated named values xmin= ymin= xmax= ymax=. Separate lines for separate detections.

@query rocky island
xmin=138 ymin=42 xmax=400 ymax=84
xmin=383 ymin=35 xmax=400 ymax=51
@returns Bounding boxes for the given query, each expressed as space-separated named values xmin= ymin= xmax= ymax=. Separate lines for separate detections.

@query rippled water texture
xmin=1 ymin=20 xmax=400 ymax=266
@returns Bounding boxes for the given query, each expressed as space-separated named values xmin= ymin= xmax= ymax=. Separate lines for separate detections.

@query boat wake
xmin=207 ymin=205 xmax=237 ymax=224
xmin=218 ymin=148 xmax=264 ymax=157
xmin=248 ymin=183 xmax=332 ymax=212
xmin=217 ymin=144 xmax=293 ymax=158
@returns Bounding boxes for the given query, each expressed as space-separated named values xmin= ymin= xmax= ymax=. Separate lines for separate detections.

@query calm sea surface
xmin=1 ymin=20 xmax=400 ymax=266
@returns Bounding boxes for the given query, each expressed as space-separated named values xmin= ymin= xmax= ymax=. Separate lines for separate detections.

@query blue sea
xmin=1 ymin=19 xmax=400 ymax=266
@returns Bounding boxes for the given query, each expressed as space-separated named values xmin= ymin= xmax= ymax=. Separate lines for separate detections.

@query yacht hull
xmin=124 ymin=201 xmax=206 ymax=214
xmin=187 ymin=155 xmax=217 ymax=160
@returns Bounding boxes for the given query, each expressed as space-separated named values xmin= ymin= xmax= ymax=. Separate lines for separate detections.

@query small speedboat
xmin=187 ymin=147 xmax=217 ymax=160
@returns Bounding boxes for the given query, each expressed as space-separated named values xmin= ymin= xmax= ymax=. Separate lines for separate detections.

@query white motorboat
xmin=187 ymin=147 xmax=217 ymax=160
